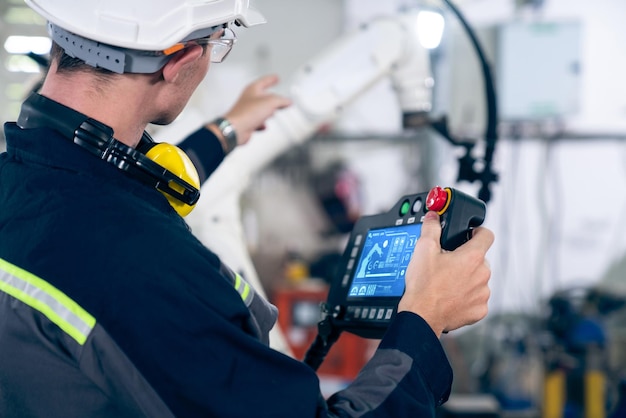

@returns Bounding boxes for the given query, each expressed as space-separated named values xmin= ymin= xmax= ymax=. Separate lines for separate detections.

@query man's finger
xmin=460 ymin=227 xmax=494 ymax=253
xmin=419 ymin=211 xmax=442 ymax=245
xmin=253 ymin=74 xmax=280 ymax=91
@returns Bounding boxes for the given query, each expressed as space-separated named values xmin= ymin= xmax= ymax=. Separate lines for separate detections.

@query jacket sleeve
xmin=177 ymin=127 xmax=225 ymax=184
xmin=137 ymin=192 xmax=452 ymax=418
xmin=321 ymin=312 xmax=453 ymax=418
xmin=118 ymin=256 xmax=453 ymax=418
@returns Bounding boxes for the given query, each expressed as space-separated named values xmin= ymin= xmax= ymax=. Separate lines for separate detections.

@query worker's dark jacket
xmin=0 ymin=116 xmax=452 ymax=417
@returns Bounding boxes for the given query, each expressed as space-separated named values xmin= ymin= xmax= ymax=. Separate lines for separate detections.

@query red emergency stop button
xmin=426 ymin=186 xmax=450 ymax=213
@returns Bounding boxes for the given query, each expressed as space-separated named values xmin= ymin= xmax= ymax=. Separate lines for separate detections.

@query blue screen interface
xmin=348 ymin=223 xmax=422 ymax=299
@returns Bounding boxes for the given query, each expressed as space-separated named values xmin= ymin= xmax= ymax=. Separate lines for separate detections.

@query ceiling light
xmin=4 ymin=36 xmax=51 ymax=55
xmin=416 ymin=11 xmax=445 ymax=49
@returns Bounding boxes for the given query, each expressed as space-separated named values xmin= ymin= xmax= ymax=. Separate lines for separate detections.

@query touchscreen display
xmin=348 ymin=223 xmax=422 ymax=299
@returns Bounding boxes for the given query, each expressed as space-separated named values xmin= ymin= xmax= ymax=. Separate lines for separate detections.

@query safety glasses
xmin=162 ymin=27 xmax=237 ymax=63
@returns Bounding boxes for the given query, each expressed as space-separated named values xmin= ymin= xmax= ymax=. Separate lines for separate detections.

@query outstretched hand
xmin=398 ymin=210 xmax=494 ymax=337
xmin=223 ymin=74 xmax=292 ymax=145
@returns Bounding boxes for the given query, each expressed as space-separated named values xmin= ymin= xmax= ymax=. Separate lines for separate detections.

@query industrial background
xmin=2 ymin=0 xmax=626 ymax=416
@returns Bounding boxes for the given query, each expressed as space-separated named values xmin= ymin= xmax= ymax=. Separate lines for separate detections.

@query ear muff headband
xmin=17 ymin=93 xmax=200 ymax=217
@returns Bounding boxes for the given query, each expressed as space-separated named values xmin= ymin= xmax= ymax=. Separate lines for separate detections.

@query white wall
xmin=456 ymin=0 xmax=626 ymax=134
xmin=438 ymin=0 xmax=626 ymax=314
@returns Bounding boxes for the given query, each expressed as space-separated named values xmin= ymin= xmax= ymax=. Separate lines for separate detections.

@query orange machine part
xmin=273 ymin=284 xmax=374 ymax=381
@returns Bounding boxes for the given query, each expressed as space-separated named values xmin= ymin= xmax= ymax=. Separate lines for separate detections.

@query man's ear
xmin=161 ymin=45 xmax=204 ymax=83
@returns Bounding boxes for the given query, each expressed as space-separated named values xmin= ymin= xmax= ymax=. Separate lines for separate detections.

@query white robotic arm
xmin=186 ymin=9 xmax=435 ymax=354
xmin=197 ymin=10 xmax=434 ymax=207
xmin=290 ymin=13 xmax=433 ymax=124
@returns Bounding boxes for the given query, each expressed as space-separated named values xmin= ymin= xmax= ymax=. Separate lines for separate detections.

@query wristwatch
xmin=212 ymin=117 xmax=238 ymax=154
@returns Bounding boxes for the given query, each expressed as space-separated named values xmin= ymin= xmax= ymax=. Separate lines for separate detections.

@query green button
xmin=400 ymin=200 xmax=411 ymax=216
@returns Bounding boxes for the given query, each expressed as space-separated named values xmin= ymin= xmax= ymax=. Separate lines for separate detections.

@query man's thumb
xmin=420 ymin=210 xmax=442 ymax=243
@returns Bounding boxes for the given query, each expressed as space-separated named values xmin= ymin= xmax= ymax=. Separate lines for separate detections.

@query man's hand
xmin=221 ymin=74 xmax=292 ymax=146
xmin=398 ymin=210 xmax=494 ymax=337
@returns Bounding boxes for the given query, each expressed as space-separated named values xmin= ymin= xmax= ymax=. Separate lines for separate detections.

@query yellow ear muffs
xmin=144 ymin=143 xmax=200 ymax=217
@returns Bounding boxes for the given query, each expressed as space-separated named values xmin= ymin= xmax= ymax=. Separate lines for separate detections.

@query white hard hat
xmin=24 ymin=0 xmax=266 ymax=51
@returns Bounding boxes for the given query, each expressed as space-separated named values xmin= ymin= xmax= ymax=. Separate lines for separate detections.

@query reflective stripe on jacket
xmin=0 ymin=257 xmax=175 ymax=417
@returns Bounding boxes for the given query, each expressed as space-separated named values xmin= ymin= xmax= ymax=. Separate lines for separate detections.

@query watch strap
xmin=213 ymin=117 xmax=238 ymax=154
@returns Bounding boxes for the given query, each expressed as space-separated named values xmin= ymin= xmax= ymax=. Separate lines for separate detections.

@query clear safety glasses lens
xmin=195 ymin=27 xmax=237 ymax=63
